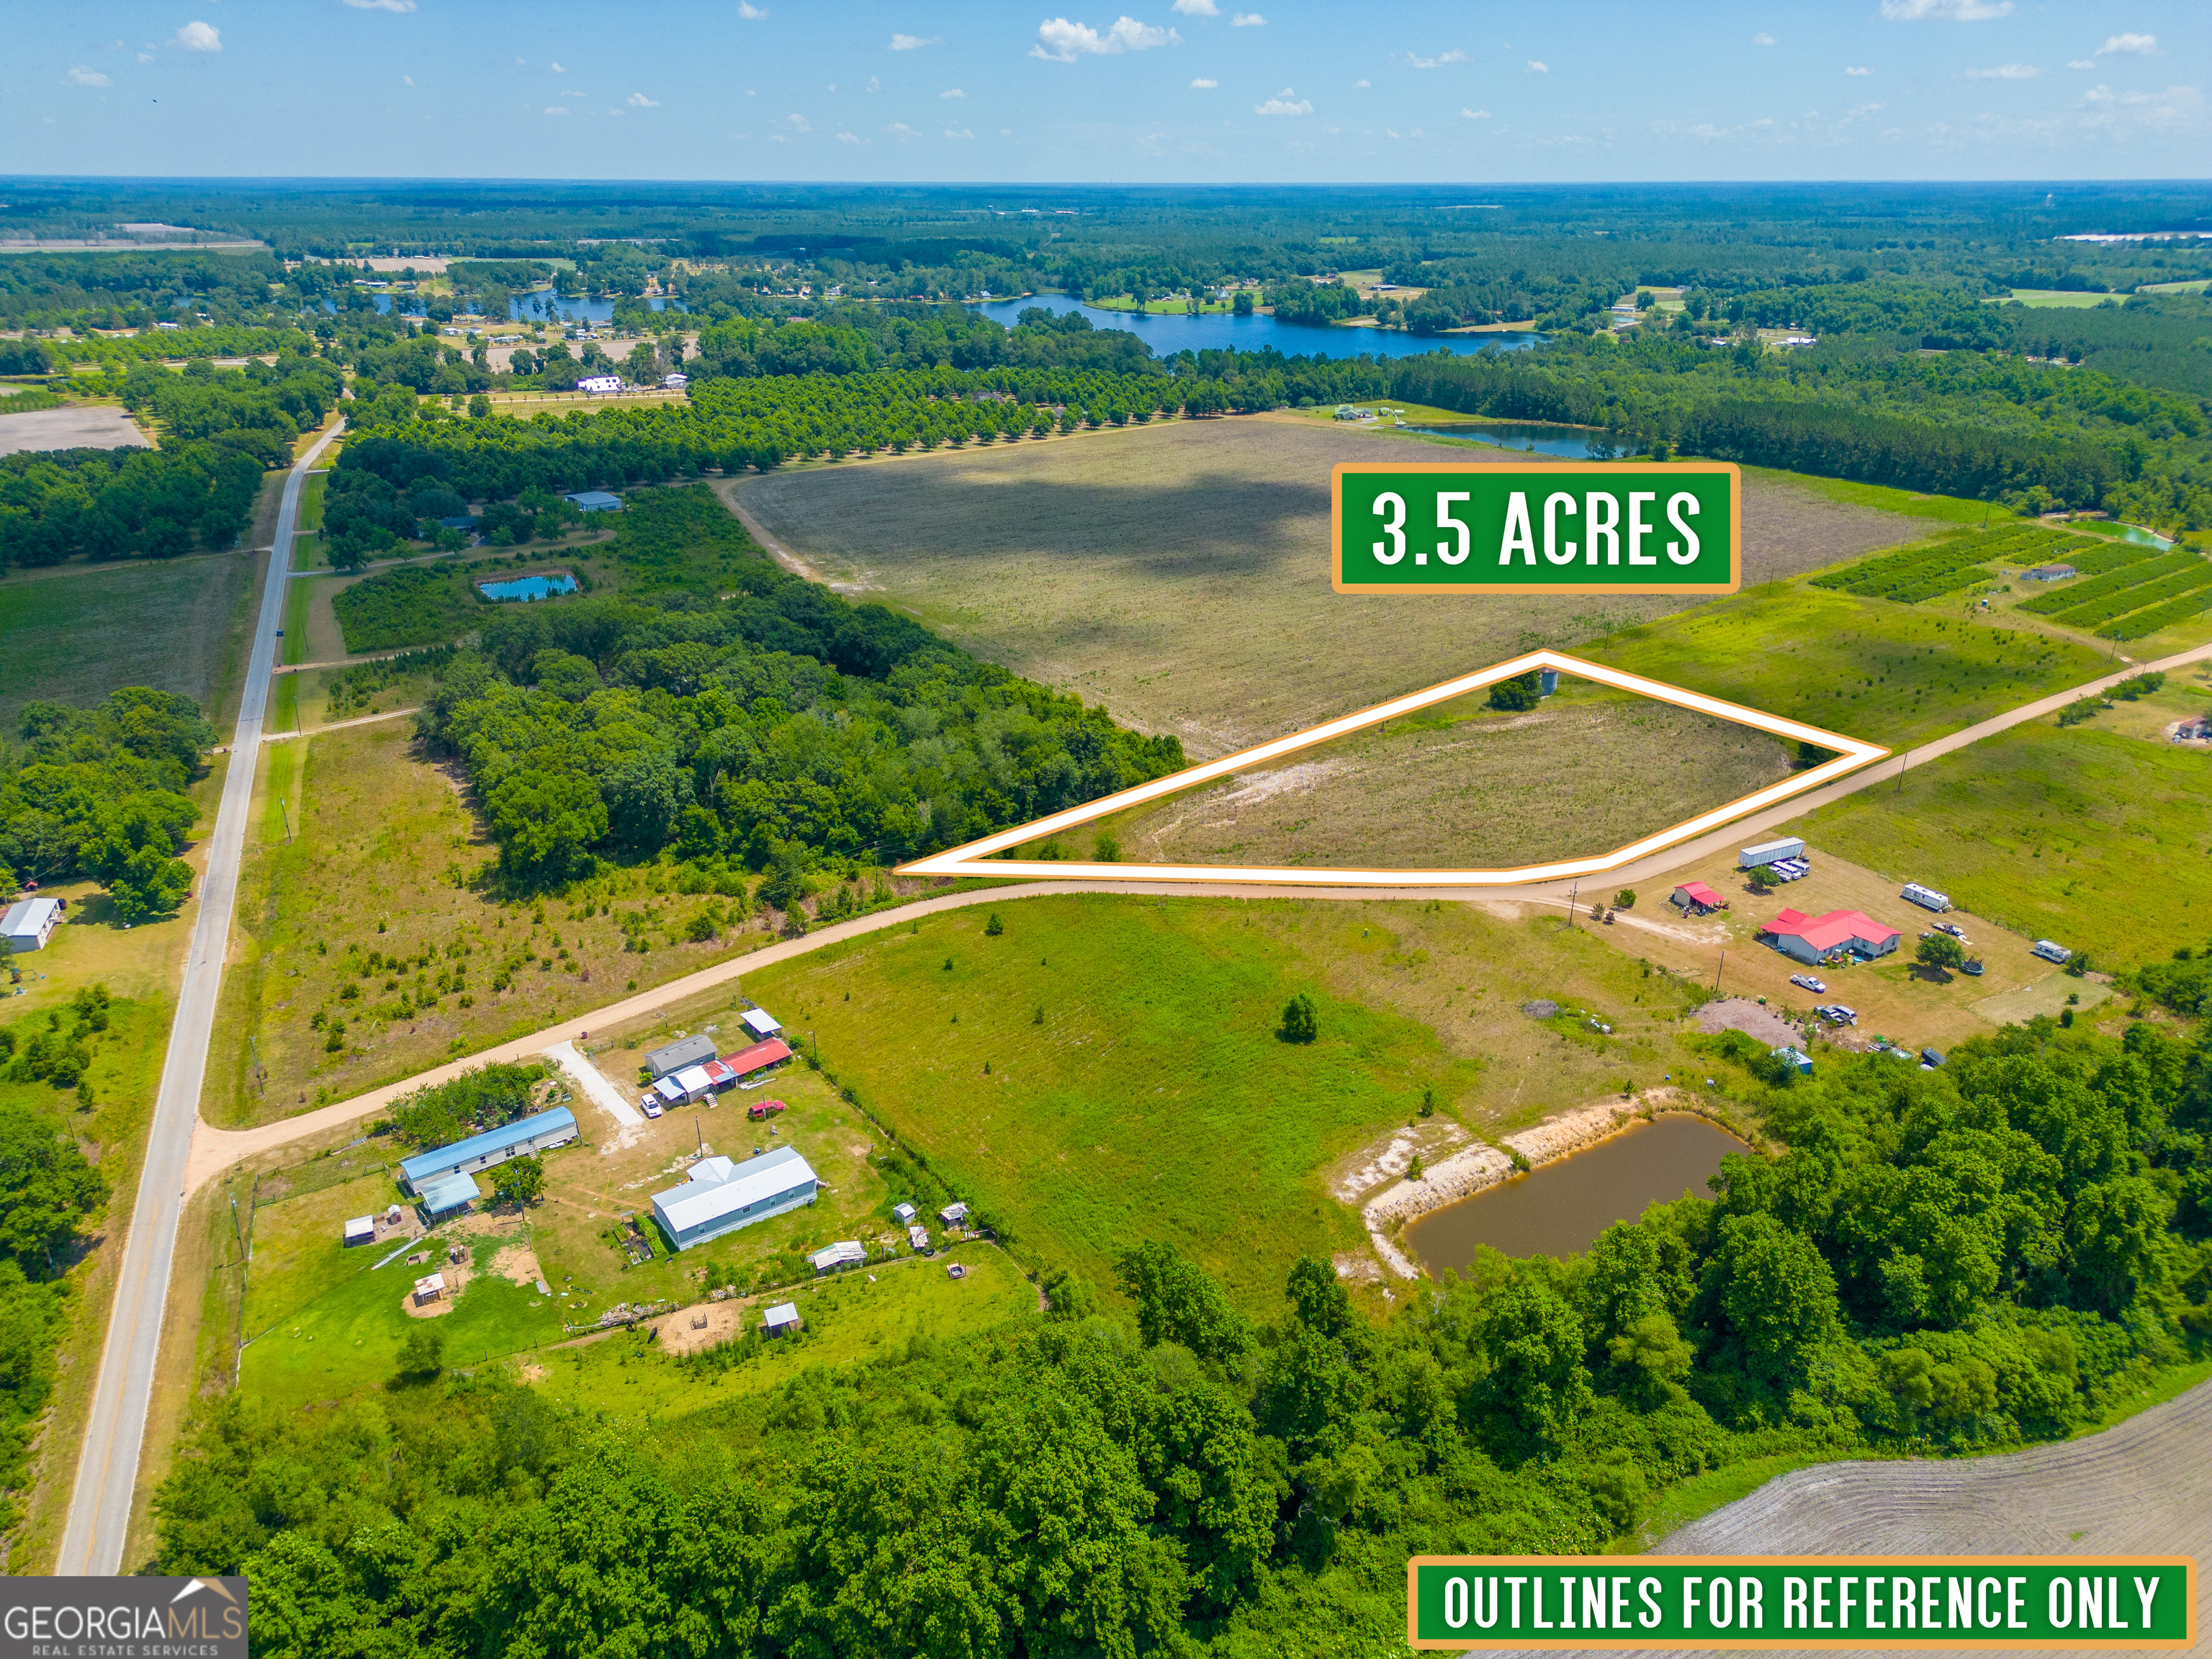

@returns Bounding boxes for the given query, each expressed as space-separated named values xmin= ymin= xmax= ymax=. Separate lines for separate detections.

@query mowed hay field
xmin=734 ymin=415 xmax=1930 ymax=757
xmin=1083 ymin=679 xmax=1796 ymax=872
xmin=0 ymin=550 xmax=259 ymax=725
xmin=739 ymin=892 xmax=1707 ymax=1305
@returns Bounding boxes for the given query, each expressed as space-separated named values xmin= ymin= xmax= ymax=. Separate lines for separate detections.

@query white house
xmin=577 ymin=374 xmax=624 ymax=395
xmin=3 ymin=897 xmax=62 ymax=953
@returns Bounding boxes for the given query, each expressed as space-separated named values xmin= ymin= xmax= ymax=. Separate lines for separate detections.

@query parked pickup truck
xmin=747 ymin=1098 xmax=790 ymax=1122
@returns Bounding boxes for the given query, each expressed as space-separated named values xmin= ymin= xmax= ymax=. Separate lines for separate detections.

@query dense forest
xmin=145 ymin=1021 xmax=2212 ymax=1656
xmin=410 ymin=487 xmax=1184 ymax=884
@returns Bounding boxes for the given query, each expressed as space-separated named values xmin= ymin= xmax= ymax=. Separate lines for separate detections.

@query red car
xmin=747 ymin=1098 xmax=789 ymax=1122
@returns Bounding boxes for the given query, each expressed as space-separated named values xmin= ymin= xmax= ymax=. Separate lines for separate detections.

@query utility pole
xmin=278 ymin=799 xmax=293 ymax=844
xmin=1568 ymin=880 xmax=1579 ymax=926
xmin=1714 ymin=950 xmax=1726 ymax=994
xmin=695 ymin=1114 xmax=703 ymax=1158
xmin=1896 ymin=749 xmax=1908 ymax=794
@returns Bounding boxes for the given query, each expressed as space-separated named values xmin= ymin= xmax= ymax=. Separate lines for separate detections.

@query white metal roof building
xmin=3 ymin=897 xmax=62 ymax=953
xmin=809 ymin=1241 xmax=865 ymax=1273
xmin=650 ymin=1146 xmax=818 ymax=1251
xmin=939 ymin=1202 xmax=970 ymax=1226
xmin=398 ymin=1106 xmax=576 ymax=1192
xmin=739 ymin=1007 xmax=783 ymax=1039
xmin=564 ymin=487 xmax=623 ymax=509
xmin=417 ymin=1171 xmax=481 ymax=1218
xmin=762 ymin=1301 xmax=802 ymax=1335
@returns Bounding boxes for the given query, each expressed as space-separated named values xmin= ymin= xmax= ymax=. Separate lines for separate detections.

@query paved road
xmin=182 ymin=631 xmax=2212 ymax=1192
xmin=55 ymin=421 xmax=344 ymax=1578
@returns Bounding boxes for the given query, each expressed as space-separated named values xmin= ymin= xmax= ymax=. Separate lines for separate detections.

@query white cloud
xmin=891 ymin=32 xmax=941 ymax=50
xmin=1879 ymin=0 xmax=2013 ymax=18
xmin=1964 ymin=63 xmax=2040 ymax=78
xmin=1030 ymin=16 xmax=1179 ymax=60
xmin=837 ymin=130 xmax=861 ymax=142
xmin=1171 ymin=0 xmax=1218 ymax=12
xmin=1231 ymin=12 xmax=1263 ymax=24
xmin=1190 ymin=76 xmax=1217 ymax=88
xmin=628 ymin=91 xmax=660 ymax=106
xmin=1526 ymin=60 xmax=1548 ymax=73
xmin=544 ymin=105 xmax=568 ymax=115
xmin=942 ymin=87 xmax=966 ymax=97
xmin=1845 ymin=65 xmax=1873 ymax=75
xmin=786 ymin=113 xmax=809 ymax=130
xmin=1254 ymin=86 xmax=1310 ymax=114
xmin=945 ymin=127 xmax=974 ymax=138
xmin=738 ymin=0 xmax=768 ymax=14
xmin=2098 ymin=32 xmax=2157 ymax=55
xmin=1461 ymin=106 xmax=1490 ymax=118
xmin=1406 ymin=48 xmax=1467 ymax=68
xmin=403 ymin=74 xmax=414 ymax=86
xmin=550 ymin=62 xmax=566 ymax=73
xmin=887 ymin=122 xmax=917 ymax=138
xmin=343 ymin=0 xmax=418 ymax=10
xmin=65 ymin=66 xmax=111 ymax=86
xmin=2067 ymin=58 xmax=2097 ymax=69
xmin=1753 ymin=31 xmax=1776 ymax=45
xmin=174 ymin=20 xmax=221 ymax=51
xmin=1354 ymin=77 xmax=1370 ymax=87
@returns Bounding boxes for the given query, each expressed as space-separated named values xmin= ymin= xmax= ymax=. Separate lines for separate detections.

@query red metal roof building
xmin=724 ymin=1037 xmax=793 ymax=1077
xmin=1671 ymin=881 xmax=1727 ymax=914
xmin=1760 ymin=907 xmax=1900 ymax=965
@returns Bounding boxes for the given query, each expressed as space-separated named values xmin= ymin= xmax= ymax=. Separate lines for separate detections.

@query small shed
xmin=1738 ymin=837 xmax=1805 ymax=870
xmin=1671 ymin=881 xmax=1726 ymax=915
xmin=3 ymin=896 xmax=63 ymax=953
xmin=739 ymin=1007 xmax=784 ymax=1039
xmin=907 ymin=1223 xmax=931 ymax=1251
xmin=644 ymin=1033 xmax=716 ymax=1080
xmin=667 ymin=1064 xmax=718 ymax=1105
xmin=891 ymin=1202 xmax=917 ymax=1225
xmin=413 ymin=1272 xmax=446 ymax=1306
xmin=809 ymin=1240 xmax=866 ymax=1274
xmin=1770 ymin=1046 xmax=1813 ymax=1076
xmin=343 ymin=1215 xmax=376 ymax=1247
xmin=417 ymin=1171 xmax=480 ymax=1220
xmin=761 ymin=1301 xmax=802 ymax=1336
xmin=938 ymin=1201 xmax=971 ymax=1226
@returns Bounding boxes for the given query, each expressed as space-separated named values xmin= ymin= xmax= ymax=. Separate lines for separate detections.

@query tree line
xmin=145 ymin=1017 xmax=2212 ymax=1657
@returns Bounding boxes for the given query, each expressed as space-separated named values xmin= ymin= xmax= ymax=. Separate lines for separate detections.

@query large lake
xmin=1404 ymin=1115 xmax=1748 ymax=1272
xmin=972 ymin=293 xmax=1546 ymax=361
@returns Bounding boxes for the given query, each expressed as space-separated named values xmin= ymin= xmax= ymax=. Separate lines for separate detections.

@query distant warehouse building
xmin=2023 ymin=564 xmax=2077 ymax=582
xmin=1760 ymin=907 xmax=1901 ymax=966
xmin=651 ymin=1145 xmax=819 ymax=1251
xmin=564 ymin=489 xmax=623 ymax=511
xmin=398 ymin=1106 xmax=577 ymax=1195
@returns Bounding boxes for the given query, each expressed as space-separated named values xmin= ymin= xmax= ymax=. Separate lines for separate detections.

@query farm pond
xmin=477 ymin=572 xmax=580 ymax=603
xmin=1405 ymin=1114 xmax=1748 ymax=1273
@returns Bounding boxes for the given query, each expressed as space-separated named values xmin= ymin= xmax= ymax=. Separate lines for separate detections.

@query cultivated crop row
xmin=2020 ymin=549 xmax=2200 ymax=617
xmin=2098 ymin=586 xmax=2212 ymax=640
xmin=1809 ymin=535 xmax=1994 ymax=603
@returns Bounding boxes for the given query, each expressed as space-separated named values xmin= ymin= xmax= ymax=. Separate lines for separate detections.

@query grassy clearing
xmin=739 ymin=893 xmax=1710 ymax=1305
xmin=279 ymin=575 xmax=311 ymax=667
xmin=297 ymin=471 xmax=326 ymax=534
xmin=735 ymin=416 xmax=1930 ymax=757
xmin=204 ymin=719 xmax=786 ymax=1128
xmin=1990 ymin=290 xmax=2126 ymax=309
xmin=1068 ymin=678 xmax=1797 ymax=873
xmin=1586 ymin=583 xmax=2113 ymax=750
xmin=0 ymin=552 xmax=258 ymax=725
xmin=1802 ymin=707 xmax=2212 ymax=965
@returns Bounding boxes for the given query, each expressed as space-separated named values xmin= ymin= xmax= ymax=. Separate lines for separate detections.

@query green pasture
xmin=1586 ymin=582 xmax=2113 ymax=748
xmin=1735 ymin=467 xmax=1999 ymax=526
xmin=279 ymin=576 xmax=312 ymax=666
xmin=742 ymin=894 xmax=1485 ymax=1307
xmin=0 ymin=554 xmax=256 ymax=725
xmin=1990 ymin=290 xmax=2126 ymax=309
xmin=1803 ymin=719 xmax=2212 ymax=965
xmin=297 ymin=472 xmax=327 ymax=534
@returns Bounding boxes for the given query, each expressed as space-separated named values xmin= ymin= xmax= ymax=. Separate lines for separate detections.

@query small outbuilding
xmin=343 ymin=1215 xmax=376 ymax=1247
xmin=809 ymin=1241 xmax=866 ymax=1274
xmin=413 ymin=1273 xmax=446 ymax=1306
xmin=1671 ymin=881 xmax=1727 ymax=916
xmin=938 ymin=1201 xmax=970 ymax=1226
xmin=739 ymin=1007 xmax=785 ymax=1040
xmin=725 ymin=1037 xmax=794 ymax=1079
xmin=3 ymin=896 xmax=63 ymax=953
xmin=891 ymin=1202 xmax=917 ymax=1225
xmin=644 ymin=1033 xmax=716 ymax=1080
xmin=907 ymin=1223 xmax=931 ymax=1251
xmin=761 ymin=1302 xmax=802 ymax=1336
xmin=1771 ymin=1046 xmax=1814 ymax=1076
xmin=564 ymin=488 xmax=624 ymax=510
xmin=416 ymin=1171 xmax=481 ymax=1221
xmin=2024 ymin=564 xmax=2077 ymax=582
xmin=660 ymin=372 xmax=689 ymax=390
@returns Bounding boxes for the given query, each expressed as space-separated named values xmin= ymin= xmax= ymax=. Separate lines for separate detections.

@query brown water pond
xmin=1404 ymin=1115 xmax=1749 ymax=1274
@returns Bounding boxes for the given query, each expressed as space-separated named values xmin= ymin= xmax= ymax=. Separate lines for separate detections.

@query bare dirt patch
xmin=652 ymin=1299 xmax=743 ymax=1356
xmin=401 ymin=1260 xmax=469 ymax=1318
xmin=737 ymin=417 xmax=1931 ymax=758
xmin=0 ymin=404 xmax=153 ymax=457
xmin=491 ymin=1242 xmax=544 ymax=1287
xmin=1696 ymin=997 xmax=1804 ymax=1048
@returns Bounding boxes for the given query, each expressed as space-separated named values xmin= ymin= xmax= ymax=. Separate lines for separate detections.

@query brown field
xmin=1078 ymin=679 xmax=1798 ymax=872
xmin=734 ymin=414 xmax=1932 ymax=758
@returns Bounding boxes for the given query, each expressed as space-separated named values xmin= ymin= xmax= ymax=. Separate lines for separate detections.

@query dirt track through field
xmin=735 ymin=416 xmax=1933 ymax=758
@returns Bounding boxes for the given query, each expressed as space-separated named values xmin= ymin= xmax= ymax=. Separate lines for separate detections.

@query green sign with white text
xmin=1334 ymin=462 xmax=1740 ymax=595
xmin=1406 ymin=1557 xmax=2195 ymax=1650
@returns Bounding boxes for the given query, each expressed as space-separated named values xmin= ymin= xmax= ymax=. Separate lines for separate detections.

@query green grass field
xmin=1803 ymin=719 xmax=2212 ymax=964
xmin=1990 ymin=290 xmax=2127 ymax=309
xmin=1586 ymin=583 xmax=2113 ymax=750
xmin=279 ymin=575 xmax=312 ymax=666
xmin=0 ymin=555 xmax=257 ymax=725
xmin=1734 ymin=467 xmax=2001 ymax=526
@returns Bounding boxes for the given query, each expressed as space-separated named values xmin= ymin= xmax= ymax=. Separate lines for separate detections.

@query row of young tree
xmin=145 ymin=1020 xmax=2212 ymax=1656
xmin=410 ymin=486 xmax=1185 ymax=886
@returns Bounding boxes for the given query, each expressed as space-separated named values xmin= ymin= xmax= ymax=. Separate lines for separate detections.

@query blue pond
xmin=971 ymin=294 xmax=1547 ymax=362
xmin=477 ymin=572 xmax=579 ymax=603
xmin=1403 ymin=421 xmax=1638 ymax=459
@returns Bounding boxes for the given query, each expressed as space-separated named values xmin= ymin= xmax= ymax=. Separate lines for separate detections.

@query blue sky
xmin=9 ymin=1 xmax=2207 ymax=182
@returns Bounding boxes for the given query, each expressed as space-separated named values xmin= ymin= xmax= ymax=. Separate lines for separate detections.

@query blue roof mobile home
xmin=398 ymin=1106 xmax=577 ymax=1194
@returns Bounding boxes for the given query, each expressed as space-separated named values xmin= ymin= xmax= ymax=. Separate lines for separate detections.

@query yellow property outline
xmin=895 ymin=649 xmax=1889 ymax=889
